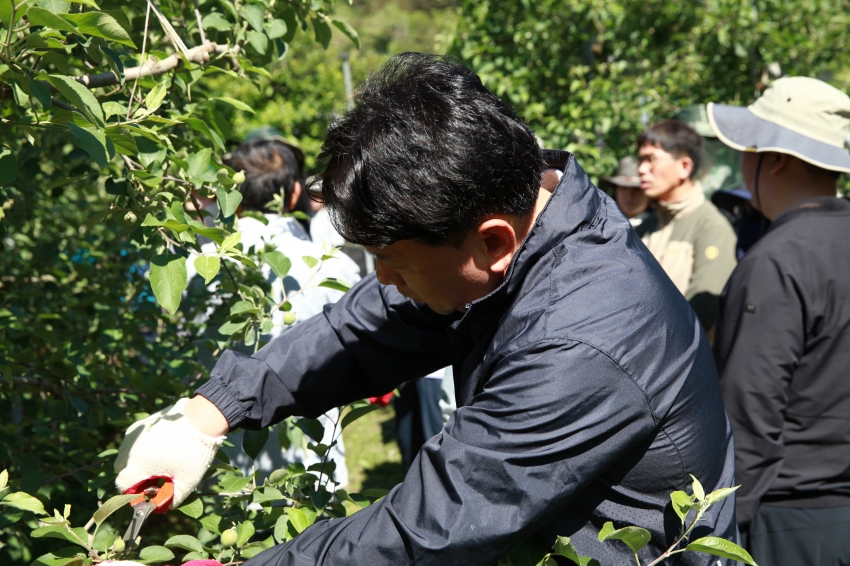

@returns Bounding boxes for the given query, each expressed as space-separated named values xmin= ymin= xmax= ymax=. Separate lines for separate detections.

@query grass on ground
xmin=341 ymin=405 xmax=405 ymax=493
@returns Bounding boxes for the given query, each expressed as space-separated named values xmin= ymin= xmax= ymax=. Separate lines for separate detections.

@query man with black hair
xmin=637 ymin=120 xmax=737 ymax=340
xmin=116 ymin=53 xmax=737 ymax=565
xmin=709 ymin=77 xmax=850 ymax=565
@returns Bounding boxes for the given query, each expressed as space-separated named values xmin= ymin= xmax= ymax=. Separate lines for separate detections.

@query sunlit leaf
xmin=686 ymin=536 xmax=757 ymax=565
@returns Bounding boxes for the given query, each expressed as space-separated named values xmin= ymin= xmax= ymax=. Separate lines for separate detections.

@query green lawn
xmin=342 ymin=405 xmax=406 ymax=493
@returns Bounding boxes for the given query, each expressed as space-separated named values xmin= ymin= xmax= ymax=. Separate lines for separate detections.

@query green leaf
xmin=0 ymin=470 xmax=7 ymax=490
xmin=264 ymin=18 xmax=287 ymax=39
xmin=287 ymin=507 xmax=315 ymax=533
xmin=331 ymin=18 xmax=360 ymax=49
xmin=246 ymin=30 xmax=269 ymax=55
xmin=690 ymin=474 xmax=705 ymax=502
xmin=28 ymin=77 xmax=52 ymax=109
xmin=30 ymin=525 xmax=87 ymax=547
xmin=102 ymin=101 xmax=127 ymax=120
xmin=219 ymin=230 xmax=241 ymax=253
xmin=265 ymin=251 xmax=292 ymax=279
xmin=597 ymin=521 xmax=651 ymax=553
xmin=551 ymin=536 xmax=583 ymax=565
xmin=319 ymin=278 xmax=351 ymax=292
xmin=670 ymin=490 xmax=695 ymax=523
xmin=705 ymin=485 xmax=739 ymax=506
xmin=0 ymin=0 xmax=14 ymax=32
xmin=0 ymin=148 xmax=17 ymax=187
xmin=273 ymin=514 xmax=290 ymax=543
xmin=312 ymin=15 xmax=332 ymax=49
xmin=302 ymin=255 xmax=319 ymax=269
xmin=243 ymin=428 xmax=270 ymax=460
xmin=230 ymin=300 xmax=257 ymax=315
xmin=194 ymin=255 xmax=220 ymax=284
xmin=47 ymin=75 xmax=104 ymax=127
xmin=236 ymin=520 xmax=255 ymax=546
xmin=212 ymin=96 xmax=256 ymax=113
xmin=218 ymin=319 xmax=248 ymax=337
xmin=1 ymin=492 xmax=47 ymax=515
xmin=202 ymin=12 xmax=231 ymax=31
xmin=295 ymin=418 xmax=325 ymax=442
xmin=177 ymin=496 xmax=204 ymax=519
xmin=107 ymin=129 xmax=138 ymax=156
xmin=144 ymin=80 xmax=168 ymax=114
xmin=67 ymin=123 xmax=113 ymax=168
xmin=199 ymin=513 xmax=223 ymax=535
xmin=341 ymin=403 xmax=380 ymax=430
xmin=217 ymin=189 xmax=243 ymax=218
xmin=92 ymin=493 xmax=136 ymax=526
xmin=186 ymin=148 xmax=218 ymax=188
xmin=685 ymin=536 xmax=757 ymax=565
xmin=138 ymin=545 xmax=175 ymax=563
xmin=63 ymin=11 xmax=136 ymax=47
xmin=219 ymin=472 xmax=253 ymax=493
xmin=149 ymin=254 xmax=188 ymax=315
xmin=240 ymin=3 xmax=264 ymax=31
xmin=253 ymin=486 xmax=284 ymax=504
xmin=26 ymin=7 xmax=77 ymax=33
xmin=165 ymin=534 xmax=204 ymax=553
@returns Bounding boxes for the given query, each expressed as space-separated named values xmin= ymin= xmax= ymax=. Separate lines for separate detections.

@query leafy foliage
xmin=449 ymin=0 xmax=850 ymax=180
xmin=495 ymin=476 xmax=753 ymax=566
xmin=0 ymin=0 xmax=364 ymax=562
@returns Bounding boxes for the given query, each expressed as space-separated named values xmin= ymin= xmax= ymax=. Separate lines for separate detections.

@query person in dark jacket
xmin=709 ymin=76 xmax=850 ymax=565
xmin=115 ymin=53 xmax=737 ymax=565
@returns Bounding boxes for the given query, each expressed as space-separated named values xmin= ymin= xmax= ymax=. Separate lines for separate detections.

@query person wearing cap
xmin=599 ymin=156 xmax=654 ymax=228
xmin=709 ymin=76 xmax=850 ymax=565
xmin=636 ymin=120 xmax=738 ymax=340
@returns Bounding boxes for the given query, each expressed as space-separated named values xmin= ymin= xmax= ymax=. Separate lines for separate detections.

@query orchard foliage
xmin=0 ymin=0 xmax=363 ymax=562
xmin=449 ymin=0 xmax=850 ymax=179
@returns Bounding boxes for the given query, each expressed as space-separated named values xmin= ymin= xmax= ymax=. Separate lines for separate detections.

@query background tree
xmin=448 ymin=0 xmax=850 ymax=180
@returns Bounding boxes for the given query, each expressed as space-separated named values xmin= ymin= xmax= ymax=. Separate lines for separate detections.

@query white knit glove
xmin=114 ymin=398 xmax=224 ymax=509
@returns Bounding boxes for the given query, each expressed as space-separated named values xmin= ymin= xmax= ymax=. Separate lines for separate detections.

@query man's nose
xmin=638 ymin=161 xmax=650 ymax=175
xmin=375 ymin=260 xmax=402 ymax=287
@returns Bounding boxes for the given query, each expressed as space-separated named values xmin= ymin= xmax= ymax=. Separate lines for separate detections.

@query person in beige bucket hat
xmin=710 ymin=77 xmax=850 ymax=566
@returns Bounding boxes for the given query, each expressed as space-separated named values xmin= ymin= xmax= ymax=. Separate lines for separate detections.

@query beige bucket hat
xmin=599 ymin=156 xmax=641 ymax=190
xmin=707 ymin=77 xmax=850 ymax=174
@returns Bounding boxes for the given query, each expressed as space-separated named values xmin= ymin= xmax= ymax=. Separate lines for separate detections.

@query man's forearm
xmin=186 ymin=395 xmax=230 ymax=436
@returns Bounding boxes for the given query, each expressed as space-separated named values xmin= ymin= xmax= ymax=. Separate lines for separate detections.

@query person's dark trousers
xmin=394 ymin=378 xmax=444 ymax=472
xmin=744 ymin=504 xmax=850 ymax=566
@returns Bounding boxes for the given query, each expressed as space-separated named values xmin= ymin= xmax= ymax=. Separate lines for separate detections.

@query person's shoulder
xmin=694 ymin=199 xmax=735 ymax=232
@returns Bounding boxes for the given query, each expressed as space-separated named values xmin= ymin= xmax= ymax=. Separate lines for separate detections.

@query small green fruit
xmin=112 ymin=537 xmax=126 ymax=552
xmin=232 ymin=171 xmax=246 ymax=184
xmin=221 ymin=527 xmax=238 ymax=547
xmin=283 ymin=312 xmax=297 ymax=325
xmin=216 ymin=168 xmax=230 ymax=178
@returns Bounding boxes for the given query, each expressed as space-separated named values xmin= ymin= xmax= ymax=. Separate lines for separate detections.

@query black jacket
xmin=197 ymin=152 xmax=737 ymax=566
xmin=715 ymin=196 xmax=850 ymax=528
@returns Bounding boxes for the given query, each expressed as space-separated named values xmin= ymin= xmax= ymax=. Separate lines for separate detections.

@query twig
xmin=194 ymin=0 xmax=207 ymax=45
xmin=43 ymin=460 xmax=108 ymax=485
xmin=127 ymin=1 xmax=153 ymax=120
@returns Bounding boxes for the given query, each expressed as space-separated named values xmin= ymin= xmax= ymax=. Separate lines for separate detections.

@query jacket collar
xmin=769 ymin=196 xmax=850 ymax=232
xmin=452 ymin=151 xmax=605 ymax=328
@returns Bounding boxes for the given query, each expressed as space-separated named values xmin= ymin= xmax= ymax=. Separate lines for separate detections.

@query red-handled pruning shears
xmin=122 ymin=477 xmax=174 ymax=544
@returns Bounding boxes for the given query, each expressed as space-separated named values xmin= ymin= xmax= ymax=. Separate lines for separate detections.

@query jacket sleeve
xmin=243 ymin=340 xmax=656 ymax=566
xmin=686 ymin=215 xmax=737 ymax=339
xmin=195 ymin=275 xmax=459 ymax=429
xmin=714 ymin=252 xmax=803 ymax=528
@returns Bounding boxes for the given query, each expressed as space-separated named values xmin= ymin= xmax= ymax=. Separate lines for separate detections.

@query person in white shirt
xmin=187 ymin=137 xmax=361 ymax=488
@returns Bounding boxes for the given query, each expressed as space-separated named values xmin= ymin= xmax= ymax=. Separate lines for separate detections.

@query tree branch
xmin=0 ymin=43 xmax=239 ymax=100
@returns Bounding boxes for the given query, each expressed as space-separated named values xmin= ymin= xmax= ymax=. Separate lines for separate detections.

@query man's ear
xmin=678 ymin=156 xmax=695 ymax=181
xmin=767 ymin=152 xmax=791 ymax=175
xmin=287 ymin=181 xmax=302 ymax=212
xmin=474 ymin=218 xmax=517 ymax=274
